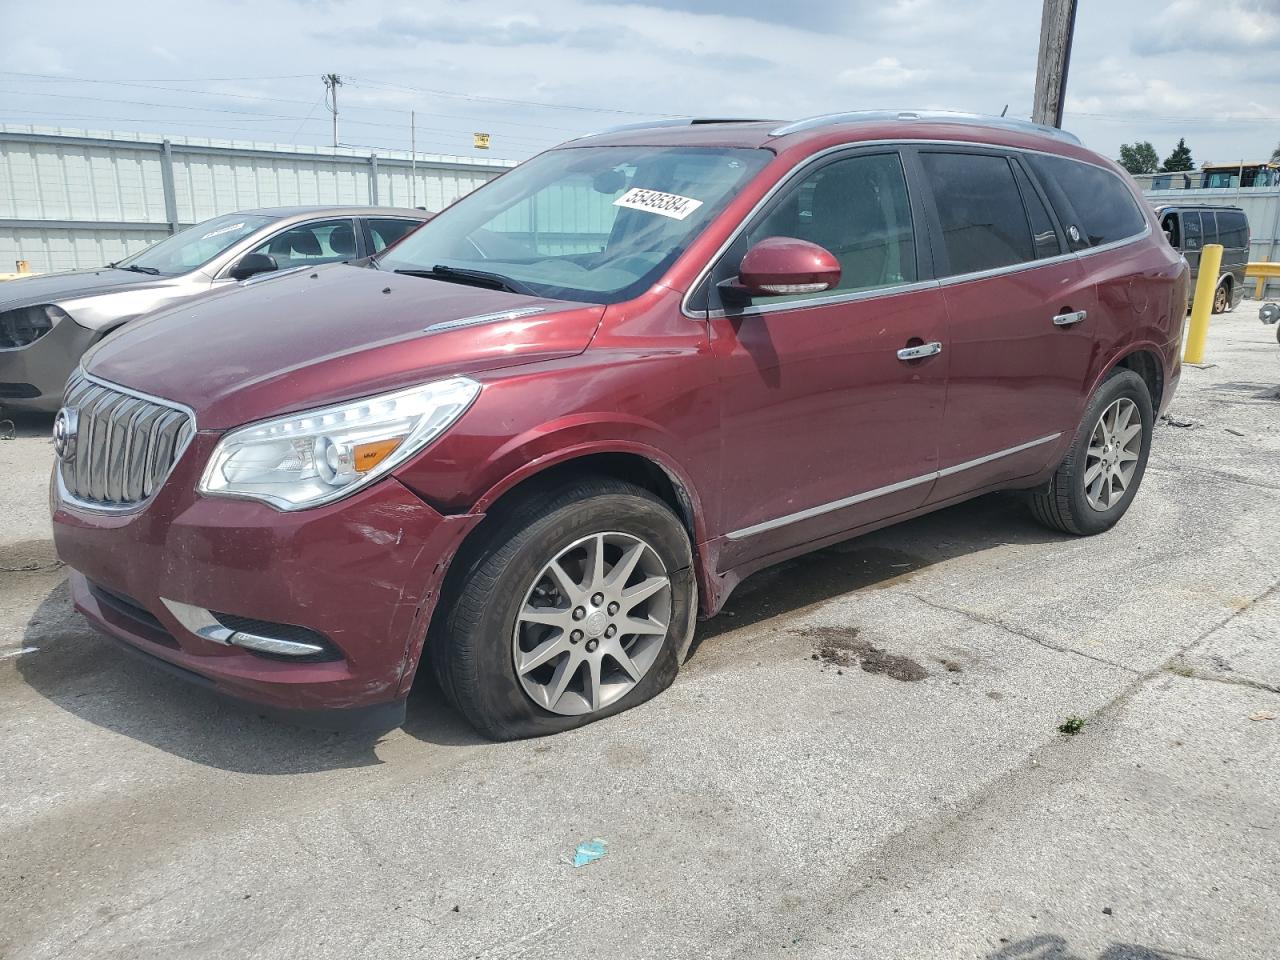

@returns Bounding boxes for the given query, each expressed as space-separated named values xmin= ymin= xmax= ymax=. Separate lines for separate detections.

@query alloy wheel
xmin=513 ymin=532 xmax=671 ymax=716
xmin=1214 ymin=285 xmax=1228 ymax=313
xmin=1084 ymin=397 xmax=1143 ymax=512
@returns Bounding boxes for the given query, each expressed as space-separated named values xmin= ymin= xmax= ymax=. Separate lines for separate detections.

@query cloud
xmin=837 ymin=56 xmax=927 ymax=90
xmin=1133 ymin=0 xmax=1280 ymax=54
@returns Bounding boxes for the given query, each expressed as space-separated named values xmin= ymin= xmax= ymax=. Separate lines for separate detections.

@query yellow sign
xmin=473 ymin=133 xmax=490 ymax=150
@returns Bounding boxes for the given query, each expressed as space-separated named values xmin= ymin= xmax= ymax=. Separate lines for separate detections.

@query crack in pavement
xmin=904 ymin=592 xmax=1141 ymax=674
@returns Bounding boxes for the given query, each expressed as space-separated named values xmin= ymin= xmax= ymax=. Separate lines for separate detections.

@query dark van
xmin=1155 ymin=204 xmax=1249 ymax=313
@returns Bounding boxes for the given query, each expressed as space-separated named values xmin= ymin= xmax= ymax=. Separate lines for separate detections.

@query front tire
xmin=431 ymin=477 xmax=696 ymax=740
xmin=1029 ymin=368 xmax=1153 ymax=536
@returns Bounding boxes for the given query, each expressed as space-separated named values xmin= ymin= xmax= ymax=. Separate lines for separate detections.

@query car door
xmin=914 ymin=147 xmax=1098 ymax=503
xmin=704 ymin=148 xmax=948 ymax=568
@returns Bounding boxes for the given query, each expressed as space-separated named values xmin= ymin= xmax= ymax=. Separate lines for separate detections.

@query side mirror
xmin=229 ymin=252 xmax=278 ymax=281
xmin=721 ymin=237 xmax=841 ymax=303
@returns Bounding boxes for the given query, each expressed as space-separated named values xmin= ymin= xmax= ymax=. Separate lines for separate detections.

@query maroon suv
xmin=50 ymin=111 xmax=1188 ymax=739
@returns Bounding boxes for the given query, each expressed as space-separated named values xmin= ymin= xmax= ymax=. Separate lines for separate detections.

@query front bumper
xmin=51 ymin=433 xmax=482 ymax=726
xmin=0 ymin=315 xmax=96 ymax=411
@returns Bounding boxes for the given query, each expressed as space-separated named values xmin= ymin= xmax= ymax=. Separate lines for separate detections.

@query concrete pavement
xmin=1 ymin=305 xmax=1277 ymax=960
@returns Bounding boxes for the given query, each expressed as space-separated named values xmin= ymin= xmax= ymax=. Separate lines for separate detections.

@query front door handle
xmin=897 ymin=341 xmax=943 ymax=361
xmin=1053 ymin=309 xmax=1088 ymax=326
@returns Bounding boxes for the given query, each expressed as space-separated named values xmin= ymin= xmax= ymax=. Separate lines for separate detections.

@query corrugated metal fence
xmin=0 ymin=126 xmax=517 ymax=273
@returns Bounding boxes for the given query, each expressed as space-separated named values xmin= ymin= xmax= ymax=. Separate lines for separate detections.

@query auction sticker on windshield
xmin=613 ymin=188 xmax=703 ymax=221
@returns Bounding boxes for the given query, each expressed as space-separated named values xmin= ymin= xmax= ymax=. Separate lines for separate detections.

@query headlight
xmin=198 ymin=377 xmax=480 ymax=510
xmin=0 ymin=304 xmax=67 ymax=349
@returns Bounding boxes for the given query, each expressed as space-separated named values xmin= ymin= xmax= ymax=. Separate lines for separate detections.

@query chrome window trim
xmin=55 ymin=371 xmax=197 ymax=515
xmin=706 ymin=279 xmax=940 ymax=320
xmin=725 ymin=432 xmax=1061 ymax=541
xmin=680 ymin=139 xmax=1149 ymax=320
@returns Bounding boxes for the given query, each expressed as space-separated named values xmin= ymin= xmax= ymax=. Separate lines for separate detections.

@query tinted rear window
xmin=1025 ymin=154 xmax=1148 ymax=250
xmin=1216 ymin=209 xmax=1249 ymax=249
xmin=919 ymin=152 xmax=1033 ymax=275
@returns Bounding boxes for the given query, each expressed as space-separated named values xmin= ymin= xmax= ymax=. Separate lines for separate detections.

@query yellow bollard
xmin=1184 ymin=243 xmax=1223 ymax=364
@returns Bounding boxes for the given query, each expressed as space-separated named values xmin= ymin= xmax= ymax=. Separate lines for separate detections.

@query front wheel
xmin=431 ymin=477 xmax=696 ymax=740
xmin=1029 ymin=368 xmax=1154 ymax=536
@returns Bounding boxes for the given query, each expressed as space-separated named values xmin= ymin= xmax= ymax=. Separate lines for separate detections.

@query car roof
xmin=237 ymin=206 xmax=432 ymax=221
xmin=568 ymin=111 xmax=1088 ymax=156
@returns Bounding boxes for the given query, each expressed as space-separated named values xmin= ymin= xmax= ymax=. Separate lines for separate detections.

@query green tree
xmin=1118 ymin=141 xmax=1160 ymax=175
xmin=1272 ymin=142 xmax=1280 ymax=162
xmin=1162 ymin=138 xmax=1194 ymax=172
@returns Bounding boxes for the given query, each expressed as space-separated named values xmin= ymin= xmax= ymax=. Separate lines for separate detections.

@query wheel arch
xmin=1107 ymin=345 xmax=1165 ymax=412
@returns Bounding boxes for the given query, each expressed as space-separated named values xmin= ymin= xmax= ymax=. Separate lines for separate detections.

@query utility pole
xmin=410 ymin=110 xmax=417 ymax=208
xmin=1031 ymin=0 xmax=1077 ymax=128
xmin=322 ymin=73 xmax=342 ymax=148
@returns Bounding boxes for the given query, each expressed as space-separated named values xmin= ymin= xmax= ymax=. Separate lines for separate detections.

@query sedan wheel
xmin=514 ymin=531 xmax=671 ymax=716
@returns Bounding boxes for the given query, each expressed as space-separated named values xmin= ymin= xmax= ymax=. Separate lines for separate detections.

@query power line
xmin=0 ymin=86 xmax=564 ymax=146
xmin=346 ymin=77 xmax=667 ymax=118
xmin=0 ymin=71 xmax=596 ymax=134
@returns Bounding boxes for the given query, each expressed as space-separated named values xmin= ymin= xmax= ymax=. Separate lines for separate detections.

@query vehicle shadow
xmin=987 ymin=933 xmax=1180 ymax=959
xmin=688 ymin=490 xmax=1069 ymax=655
xmin=15 ymin=491 xmax=1069 ymax=771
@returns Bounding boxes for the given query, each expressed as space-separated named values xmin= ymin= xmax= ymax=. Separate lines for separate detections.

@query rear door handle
xmin=1053 ymin=309 xmax=1088 ymax=326
xmin=897 ymin=341 xmax=943 ymax=361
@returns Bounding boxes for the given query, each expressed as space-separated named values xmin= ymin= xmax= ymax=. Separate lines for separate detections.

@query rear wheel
xmin=1213 ymin=282 xmax=1229 ymax=314
xmin=1029 ymin=368 xmax=1153 ymax=536
xmin=431 ymin=477 xmax=696 ymax=740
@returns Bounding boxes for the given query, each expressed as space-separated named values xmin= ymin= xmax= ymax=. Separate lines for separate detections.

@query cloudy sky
xmin=2 ymin=0 xmax=1278 ymax=166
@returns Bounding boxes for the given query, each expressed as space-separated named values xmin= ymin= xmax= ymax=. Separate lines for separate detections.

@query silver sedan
xmin=0 ymin=206 xmax=430 ymax=411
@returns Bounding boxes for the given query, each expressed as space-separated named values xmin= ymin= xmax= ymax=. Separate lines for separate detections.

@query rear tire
xmin=1029 ymin=368 xmax=1153 ymax=536
xmin=430 ymin=476 xmax=695 ymax=740
xmin=1213 ymin=282 xmax=1229 ymax=314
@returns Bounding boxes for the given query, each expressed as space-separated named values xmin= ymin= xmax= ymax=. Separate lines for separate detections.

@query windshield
xmin=116 ymin=213 xmax=276 ymax=276
xmin=378 ymin=145 xmax=771 ymax=304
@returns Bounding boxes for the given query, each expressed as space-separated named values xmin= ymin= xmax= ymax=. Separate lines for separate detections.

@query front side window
xmin=724 ymin=151 xmax=917 ymax=307
xmin=378 ymin=145 xmax=771 ymax=305
xmin=919 ymin=152 xmax=1034 ymax=276
xmin=250 ymin=219 xmax=359 ymax=269
xmin=1024 ymin=153 xmax=1148 ymax=249
xmin=116 ymin=213 xmax=276 ymax=276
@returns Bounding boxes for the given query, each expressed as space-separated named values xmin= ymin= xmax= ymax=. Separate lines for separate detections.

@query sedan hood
xmin=0 ymin=268 xmax=177 ymax=313
xmin=84 ymin=263 xmax=605 ymax=430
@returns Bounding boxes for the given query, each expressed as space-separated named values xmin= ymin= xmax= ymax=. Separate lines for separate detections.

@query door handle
xmin=1053 ymin=309 xmax=1088 ymax=326
xmin=897 ymin=341 xmax=943 ymax=361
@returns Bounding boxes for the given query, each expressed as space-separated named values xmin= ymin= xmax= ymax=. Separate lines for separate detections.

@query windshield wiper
xmin=394 ymin=264 xmax=534 ymax=296
xmin=107 ymin=263 xmax=161 ymax=275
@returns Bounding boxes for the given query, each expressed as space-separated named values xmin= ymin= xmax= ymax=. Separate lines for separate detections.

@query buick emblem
xmin=52 ymin=407 xmax=79 ymax=463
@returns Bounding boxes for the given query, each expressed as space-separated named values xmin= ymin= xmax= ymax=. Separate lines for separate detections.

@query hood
xmin=84 ymin=263 xmax=605 ymax=430
xmin=0 ymin=268 xmax=177 ymax=312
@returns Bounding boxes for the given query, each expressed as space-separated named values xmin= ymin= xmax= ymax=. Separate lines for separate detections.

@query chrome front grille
xmin=59 ymin=372 xmax=195 ymax=508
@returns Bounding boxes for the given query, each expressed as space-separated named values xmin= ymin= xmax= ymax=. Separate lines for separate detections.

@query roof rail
xmin=769 ymin=110 xmax=1082 ymax=145
xmin=595 ymin=117 xmax=768 ymax=135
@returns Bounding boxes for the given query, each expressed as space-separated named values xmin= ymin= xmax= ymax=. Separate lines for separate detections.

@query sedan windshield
xmin=378 ymin=145 xmax=771 ymax=304
xmin=115 ymin=213 xmax=276 ymax=276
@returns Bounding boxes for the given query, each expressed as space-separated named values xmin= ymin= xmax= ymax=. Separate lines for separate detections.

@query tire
xmin=429 ymin=476 xmax=696 ymax=740
xmin=1029 ymin=368 xmax=1154 ymax=536
xmin=1213 ymin=282 xmax=1229 ymax=314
